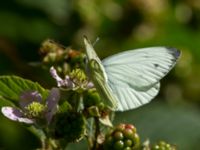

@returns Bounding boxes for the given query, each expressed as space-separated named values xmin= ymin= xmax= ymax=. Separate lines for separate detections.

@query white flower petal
xmin=50 ymin=66 xmax=63 ymax=87
xmin=1 ymin=107 xmax=34 ymax=124
xmin=50 ymin=66 xmax=74 ymax=88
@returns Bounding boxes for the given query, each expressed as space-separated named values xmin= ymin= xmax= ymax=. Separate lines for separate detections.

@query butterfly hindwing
xmin=109 ymin=81 xmax=160 ymax=111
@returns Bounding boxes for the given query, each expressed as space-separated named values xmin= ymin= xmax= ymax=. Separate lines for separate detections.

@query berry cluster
xmin=152 ymin=141 xmax=176 ymax=150
xmin=104 ymin=124 xmax=140 ymax=150
xmin=53 ymin=112 xmax=86 ymax=142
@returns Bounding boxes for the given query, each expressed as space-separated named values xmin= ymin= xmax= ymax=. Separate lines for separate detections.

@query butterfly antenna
xmin=92 ymin=37 xmax=100 ymax=47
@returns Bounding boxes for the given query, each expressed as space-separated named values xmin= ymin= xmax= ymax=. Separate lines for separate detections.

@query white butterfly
xmin=84 ymin=37 xmax=181 ymax=111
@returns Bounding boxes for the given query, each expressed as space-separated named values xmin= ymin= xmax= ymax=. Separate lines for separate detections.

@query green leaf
xmin=0 ymin=75 xmax=49 ymax=102
xmin=0 ymin=97 xmax=15 ymax=107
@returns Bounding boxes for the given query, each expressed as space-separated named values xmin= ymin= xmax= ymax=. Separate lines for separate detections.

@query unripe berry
xmin=114 ymin=140 xmax=124 ymax=150
xmin=113 ymin=131 xmax=124 ymax=140
xmin=152 ymin=141 xmax=176 ymax=150
xmin=124 ymin=139 xmax=132 ymax=147
xmin=104 ymin=123 xmax=140 ymax=150
xmin=123 ymin=147 xmax=131 ymax=150
xmin=115 ymin=123 xmax=125 ymax=132
xmin=53 ymin=112 xmax=86 ymax=142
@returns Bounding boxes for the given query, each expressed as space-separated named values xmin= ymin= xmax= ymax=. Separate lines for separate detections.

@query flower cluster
xmin=50 ymin=66 xmax=93 ymax=90
xmin=1 ymin=88 xmax=60 ymax=125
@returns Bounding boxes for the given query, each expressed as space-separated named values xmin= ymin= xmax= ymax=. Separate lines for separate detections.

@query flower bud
xmin=83 ymin=89 xmax=101 ymax=108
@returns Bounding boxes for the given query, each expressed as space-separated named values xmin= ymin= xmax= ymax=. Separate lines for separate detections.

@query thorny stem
xmin=91 ymin=117 xmax=100 ymax=150
xmin=77 ymin=94 xmax=84 ymax=112
xmin=29 ymin=126 xmax=62 ymax=150
xmin=28 ymin=126 xmax=47 ymax=149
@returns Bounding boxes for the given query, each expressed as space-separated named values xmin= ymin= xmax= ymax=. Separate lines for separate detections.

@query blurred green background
xmin=0 ymin=0 xmax=200 ymax=150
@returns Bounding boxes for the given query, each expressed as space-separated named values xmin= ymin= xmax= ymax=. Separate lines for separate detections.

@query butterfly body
xmin=84 ymin=37 xmax=180 ymax=111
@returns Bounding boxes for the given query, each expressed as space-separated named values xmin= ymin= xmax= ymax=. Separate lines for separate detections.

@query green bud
xmin=43 ymin=52 xmax=57 ymax=63
xmin=40 ymin=39 xmax=61 ymax=53
xmin=83 ymin=89 xmax=101 ymax=108
xmin=40 ymin=39 xmax=68 ymax=64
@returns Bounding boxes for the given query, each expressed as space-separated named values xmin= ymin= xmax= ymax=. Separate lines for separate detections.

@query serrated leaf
xmin=0 ymin=97 xmax=15 ymax=107
xmin=0 ymin=75 xmax=49 ymax=102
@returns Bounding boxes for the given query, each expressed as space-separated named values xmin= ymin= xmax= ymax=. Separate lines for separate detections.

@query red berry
xmin=125 ymin=124 xmax=134 ymax=129
xmin=125 ymin=124 xmax=136 ymax=133
xmin=115 ymin=124 xmax=125 ymax=132
xmin=123 ymin=128 xmax=134 ymax=139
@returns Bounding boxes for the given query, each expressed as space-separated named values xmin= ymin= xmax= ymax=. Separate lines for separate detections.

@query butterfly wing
xmin=109 ymin=82 xmax=160 ymax=111
xmin=84 ymin=37 xmax=118 ymax=110
xmin=102 ymin=47 xmax=180 ymax=111
xmin=88 ymin=60 xmax=118 ymax=110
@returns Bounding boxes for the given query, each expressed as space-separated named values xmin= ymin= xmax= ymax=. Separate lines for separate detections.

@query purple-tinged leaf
xmin=45 ymin=88 xmax=60 ymax=124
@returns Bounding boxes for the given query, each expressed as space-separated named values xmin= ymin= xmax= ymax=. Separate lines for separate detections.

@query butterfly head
xmin=84 ymin=37 xmax=101 ymax=62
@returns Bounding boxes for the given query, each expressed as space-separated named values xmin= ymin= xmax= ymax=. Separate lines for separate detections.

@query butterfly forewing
xmin=89 ymin=60 xmax=118 ymax=110
xmin=102 ymin=47 xmax=180 ymax=89
xmin=102 ymin=47 xmax=180 ymax=111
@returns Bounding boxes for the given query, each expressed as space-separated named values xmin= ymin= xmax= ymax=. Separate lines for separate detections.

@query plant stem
xmin=91 ymin=117 xmax=100 ymax=150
